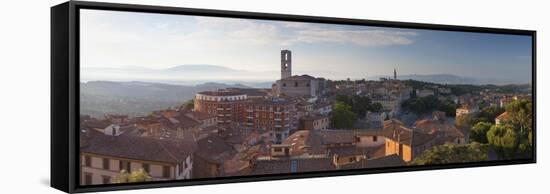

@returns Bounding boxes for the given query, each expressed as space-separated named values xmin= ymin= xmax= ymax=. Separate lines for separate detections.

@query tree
xmin=113 ymin=169 xmax=152 ymax=183
xmin=507 ymin=100 xmax=533 ymax=156
xmin=455 ymin=114 xmax=474 ymax=128
xmin=330 ymin=101 xmax=357 ymax=129
xmin=487 ymin=100 xmax=533 ymax=159
xmin=335 ymin=94 xmax=380 ymax=117
xmin=487 ymin=124 xmax=517 ymax=160
xmin=368 ymin=102 xmax=383 ymax=113
xmin=470 ymin=122 xmax=492 ymax=143
xmin=401 ymin=95 xmax=456 ymax=117
xmin=411 ymin=143 xmax=488 ymax=165
xmin=183 ymin=99 xmax=194 ymax=110
xmin=477 ymin=106 xmax=505 ymax=124
xmin=506 ymin=100 xmax=532 ymax=136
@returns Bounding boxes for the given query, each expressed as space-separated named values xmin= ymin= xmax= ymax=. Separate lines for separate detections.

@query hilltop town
xmin=79 ymin=50 xmax=532 ymax=185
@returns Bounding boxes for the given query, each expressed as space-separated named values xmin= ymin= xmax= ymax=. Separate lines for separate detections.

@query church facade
xmin=272 ymin=50 xmax=324 ymax=97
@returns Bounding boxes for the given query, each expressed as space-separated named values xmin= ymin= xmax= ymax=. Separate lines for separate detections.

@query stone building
xmin=79 ymin=129 xmax=196 ymax=185
xmin=299 ymin=114 xmax=330 ymax=130
xmin=272 ymin=50 xmax=324 ymax=97
xmin=244 ymin=97 xmax=297 ymax=144
xmin=194 ymin=90 xmax=248 ymax=127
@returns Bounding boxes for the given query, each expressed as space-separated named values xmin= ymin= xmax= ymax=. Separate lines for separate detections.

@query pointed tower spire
xmin=393 ymin=68 xmax=397 ymax=80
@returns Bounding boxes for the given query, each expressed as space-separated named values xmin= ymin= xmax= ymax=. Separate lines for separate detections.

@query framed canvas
xmin=51 ymin=1 xmax=536 ymax=193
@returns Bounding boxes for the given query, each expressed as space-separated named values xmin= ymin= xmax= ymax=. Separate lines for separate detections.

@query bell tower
xmin=281 ymin=50 xmax=292 ymax=79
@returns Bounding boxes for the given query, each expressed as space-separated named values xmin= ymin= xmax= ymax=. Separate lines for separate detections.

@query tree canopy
xmin=113 ymin=169 xmax=152 ymax=184
xmin=330 ymin=101 xmax=358 ymax=129
xmin=470 ymin=122 xmax=492 ymax=143
xmin=410 ymin=143 xmax=488 ymax=165
xmin=487 ymin=100 xmax=532 ymax=159
xmin=487 ymin=124 xmax=517 ymax=159
xmin=401 ymin=95 xmax=456 ymax=117
xmin=335 ymin=94 xmax=381 ymax=117
xmin=477 ymin=105 xmax=505 ymax=124
xmin=183 ymin=99 xmax=194 ymax=110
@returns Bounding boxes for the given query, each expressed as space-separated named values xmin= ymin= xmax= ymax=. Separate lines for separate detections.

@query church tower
xmin=281 ymin=50 xmax=292 ymax=79
xmin=394 ymin=68 xmax=397 ymax=80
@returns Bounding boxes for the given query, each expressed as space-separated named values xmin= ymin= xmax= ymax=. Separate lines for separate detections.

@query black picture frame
xmin=51 ymin=1 xmax=537 ymax=193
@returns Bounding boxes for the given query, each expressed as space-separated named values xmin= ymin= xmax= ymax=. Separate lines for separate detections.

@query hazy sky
xmin=80 ymin=9 xmax=532 ymax=83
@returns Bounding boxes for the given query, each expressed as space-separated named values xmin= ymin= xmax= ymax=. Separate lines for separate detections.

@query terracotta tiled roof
xmin=195 ymin=135 xmax=236 ymax=163
xmin=414 ymin=119 xmax=465 ymax=138
xmin=80 ymin=130 xmax=197 ymax=163
xmin=185 ymin=111 xmax=216 ymax=120
xmin=382 ymin=119 xmax=437 ymax=147
xmin=282 ymin=130 xmax=326 ymax=156
xmin=313 ymin=130 xmax=357 ymax=145
xmin=174 ymin=114 xmax=201 ymax=129
xmin=496 ymin=112 xmax=509 ymax=121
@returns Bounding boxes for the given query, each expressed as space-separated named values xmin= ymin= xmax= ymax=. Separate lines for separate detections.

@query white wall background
xmin=0 ymin=0 xmax=547 ymax=193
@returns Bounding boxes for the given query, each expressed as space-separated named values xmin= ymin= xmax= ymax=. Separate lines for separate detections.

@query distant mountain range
xmin=163 ymin=64 xmax=244 ymax=73
xmin=80 ymin=81 xmax=250 ymax=118
xmin=81 ymin=64 xmax=277 ymax=85
xmin=369 ymin=74 xmax=528 ymax=85
xmin=83 ymin=64 xmax=529 ymax=86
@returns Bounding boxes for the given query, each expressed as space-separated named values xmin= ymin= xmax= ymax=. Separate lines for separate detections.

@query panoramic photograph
xmin=78 ymin=9 xmax=533 ymax=185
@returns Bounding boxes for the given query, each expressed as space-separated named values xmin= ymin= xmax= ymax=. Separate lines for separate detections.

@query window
xmin=142 ymin=163 xmax=150 ymax=173
xmin=102 ymin=175 xmax=111 ymax=184
xmin=162 ymin=166 xmax=171 ymax=178
xmin=349 ymin=157 xmax=355 ymax=162
xmin=290 ymin=160 xmax=298 ymax=173
xmin=373 ymin=136 xmax=378 ymax=142
xmin=102 ymin=158 xmax=110 ymax=170
xmin=283 ymin=83 xmax=287 ymax=87
xmin=274 ymin=147 xmax=282 ymax=152
xmin=84 ymin=155 xmax=91 ymax=167
xmin=294 ymin=82 xmax=298 ymax=87
xmin=119 ymin=160 xmax=130 ymax=172
xmin=84 ymin=173 xmax=93 ymax=185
